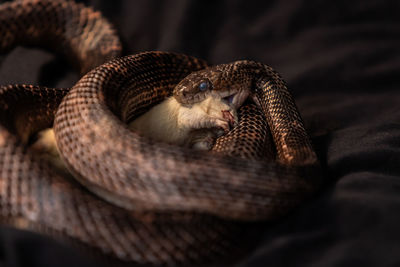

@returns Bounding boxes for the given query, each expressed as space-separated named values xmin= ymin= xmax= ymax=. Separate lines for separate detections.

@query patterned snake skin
xmin=0 ymin=0 xmax=321 ymax=265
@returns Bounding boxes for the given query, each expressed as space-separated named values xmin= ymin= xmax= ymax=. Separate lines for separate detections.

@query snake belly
xmin=0 ymin=0 xmax=321 ymax=265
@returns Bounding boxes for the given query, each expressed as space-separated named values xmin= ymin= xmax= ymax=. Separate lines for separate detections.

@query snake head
xmin=173 ymin=66 xmax=250 ymax=110
xmin=173 ymin=68 xmax=221 ymax=105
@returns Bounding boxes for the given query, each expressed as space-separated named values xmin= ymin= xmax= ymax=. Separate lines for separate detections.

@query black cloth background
xmin=0 ymin=0 xmax=400 ymax=266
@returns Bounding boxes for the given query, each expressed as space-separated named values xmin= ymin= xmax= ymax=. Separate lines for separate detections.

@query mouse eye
xmin=198 ymin=81 xmax=209 ymax=92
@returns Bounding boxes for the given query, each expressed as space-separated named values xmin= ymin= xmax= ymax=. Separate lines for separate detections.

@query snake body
xmin=0 ymin=0 xmax=321 ymax=265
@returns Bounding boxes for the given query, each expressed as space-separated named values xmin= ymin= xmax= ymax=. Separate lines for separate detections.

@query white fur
xmin=30 ymin=128 xmax=66 ymax=170
xmin=128 ymin=95 xmax=236 ymax=145
xmin=32 ymin=95 xmax=236 ymax=163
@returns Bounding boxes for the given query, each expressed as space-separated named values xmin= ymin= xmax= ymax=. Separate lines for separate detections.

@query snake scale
xmin=0 ymin=0 xmax=321 ymax=265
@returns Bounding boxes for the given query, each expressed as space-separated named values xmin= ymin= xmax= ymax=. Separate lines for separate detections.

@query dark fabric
xmin=0 ymin=0 xmax=400 ymax=266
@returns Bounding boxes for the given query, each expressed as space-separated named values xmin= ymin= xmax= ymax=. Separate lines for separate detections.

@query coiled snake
xmin=0 ymin=0 xmax=321 ymax=265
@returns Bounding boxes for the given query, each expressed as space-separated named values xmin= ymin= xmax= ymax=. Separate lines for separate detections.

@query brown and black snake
xmin=0 ymin=0 xmax=321 ymax=265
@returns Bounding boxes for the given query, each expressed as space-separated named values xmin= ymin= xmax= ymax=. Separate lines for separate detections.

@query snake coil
xmin=0 ymin=0 xmax=320 ymax=265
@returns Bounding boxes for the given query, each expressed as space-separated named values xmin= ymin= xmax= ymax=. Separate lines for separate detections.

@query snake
xmin=0 ymin=0 xmax=321 ymax=265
